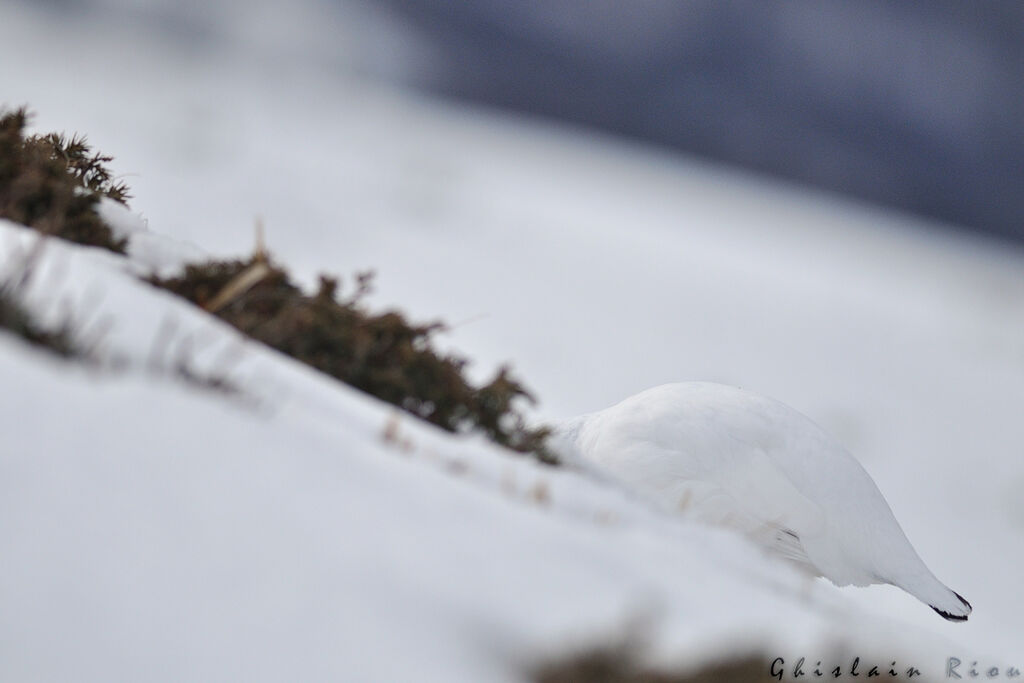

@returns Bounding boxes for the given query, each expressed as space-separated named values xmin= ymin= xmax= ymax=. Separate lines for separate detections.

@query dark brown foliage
xmin=534 ymin=645 xmax=767 ymax=683
xmin=0 ymin=107 xmax=128 ymax=253
xmin=150 ymin=256 xmax=555 ymax=462
xmin=0 ymin=285 xmax=78 ymax=358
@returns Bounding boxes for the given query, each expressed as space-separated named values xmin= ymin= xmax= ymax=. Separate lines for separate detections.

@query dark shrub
xmin=535 ymin=644 xmax=767 ymax=683
xmin=0 ymin=107 xmax=128 ymax=253
xmin=0 ymin=283 xmax=78 ymax=358
xmin=151 ymin=255 xmax=554 ymax=463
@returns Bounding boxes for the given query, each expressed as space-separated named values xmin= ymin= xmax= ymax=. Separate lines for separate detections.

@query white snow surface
xmin=3 ymin=2 xmax=1024 ymax=679
xmin=0 ymin=221 xmax=942 ymax=681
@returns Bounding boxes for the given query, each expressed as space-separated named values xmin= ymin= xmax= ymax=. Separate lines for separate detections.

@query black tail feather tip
xmin=932 ymin=592 xmax=972 ymax=622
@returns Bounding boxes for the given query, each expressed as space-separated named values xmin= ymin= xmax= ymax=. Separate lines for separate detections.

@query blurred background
xmin=11 ymin=0 xmax=1024 ymax=239
xmin=3 ymin=0 xmax=1024 ymax=670
xmin=379 ymin=0 xmax=1024 ymax=240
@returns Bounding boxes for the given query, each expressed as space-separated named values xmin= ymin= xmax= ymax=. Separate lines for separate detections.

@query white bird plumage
xmin=554 ymin=382 xmax=971 ymax=621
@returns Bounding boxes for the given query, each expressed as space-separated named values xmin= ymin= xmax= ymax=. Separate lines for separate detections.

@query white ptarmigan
xmin=553 ymin=382 xmax=971 ymax=621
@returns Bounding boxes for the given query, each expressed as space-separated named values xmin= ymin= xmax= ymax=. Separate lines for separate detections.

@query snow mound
xmin=0 ymin=219 xmax=962 ymax=682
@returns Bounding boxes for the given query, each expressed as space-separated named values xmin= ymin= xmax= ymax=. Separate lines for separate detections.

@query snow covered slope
xmin=3 ymin=2 xmax=1024 ymax=679
xmin=0 ymin=220 xmax=953 ymax=681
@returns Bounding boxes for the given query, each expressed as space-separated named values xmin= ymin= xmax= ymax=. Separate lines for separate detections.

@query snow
xmin=3 ymin=1 xmax=1024 ymax=679
xmin=0 ymin=222 xmax=944 ymax=682
xmin=96 ymin=197 xmax=207 ymax=276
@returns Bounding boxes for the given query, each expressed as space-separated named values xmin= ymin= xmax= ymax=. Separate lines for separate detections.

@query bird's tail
xmin=930 ymin=589 xmax=972 ymax=622
xmin=903 ymin=574 xmax=972 ymax=622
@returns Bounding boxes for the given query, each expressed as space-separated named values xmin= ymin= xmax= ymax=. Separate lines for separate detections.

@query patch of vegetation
xmin=534 ymin=644 xmax=767 ymax=683
xmin=0 ymin=283 xmax=78 ymax=358
xmin=150 ymin=253 xmax=555 ymax=463
xmin=0 ymin=106 xmax=129 ymax=253
xmin=1 ymin=106 xmax=549 ymax=457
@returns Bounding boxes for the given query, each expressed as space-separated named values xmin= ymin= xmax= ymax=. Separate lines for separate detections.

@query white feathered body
xmin=556 ymin=383 xmax=970 ymax=620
